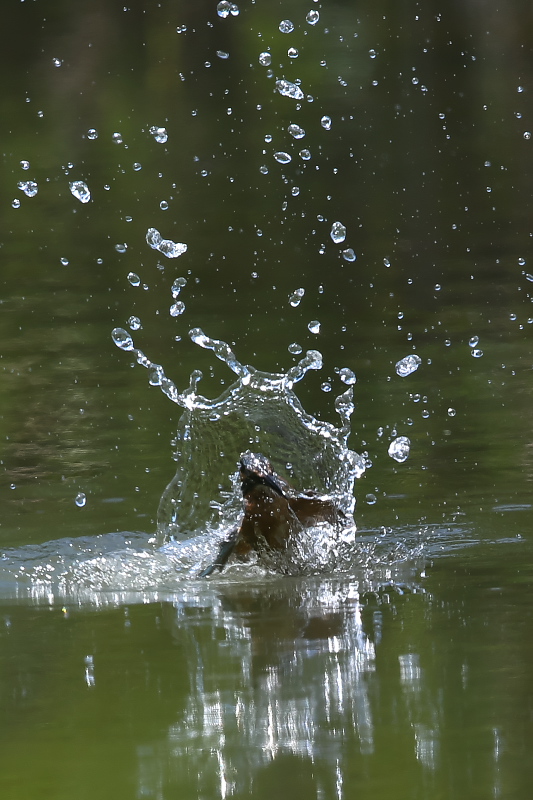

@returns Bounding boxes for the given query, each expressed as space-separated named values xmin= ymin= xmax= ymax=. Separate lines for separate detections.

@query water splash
xmin=111 ymin=325 xmax=365 ymax=557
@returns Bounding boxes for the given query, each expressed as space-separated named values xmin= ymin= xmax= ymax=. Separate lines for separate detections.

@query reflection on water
xmin=149 ymin=574 xmax=431 ymax=799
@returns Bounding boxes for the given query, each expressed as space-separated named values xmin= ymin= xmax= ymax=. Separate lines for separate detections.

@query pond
xmin=1 ymin=1 xmax=533 ymax=798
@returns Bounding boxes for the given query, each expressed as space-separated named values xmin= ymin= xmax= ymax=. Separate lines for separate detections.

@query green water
xmin=1 ymin=1 xmax=533 ymax=798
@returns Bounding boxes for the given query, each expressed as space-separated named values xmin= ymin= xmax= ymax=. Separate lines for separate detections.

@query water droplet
xmin=518 ymin=256 xmax=526 ymax=266
xmin=471 ymin=349 xmax=483 ymax=358
xmin=279 ymin=19 xmax=295 ymax=33
xmin=388 ymin=436 xmax=411 ymax=462
xmin=115 ymin=243 xmax=128 ymax=253
xmin=127 ymin=272 xmax=140 ymax=287
xmin=87 ymin=128 xmax=98 ymax=140
xmin=112 ymin=327 xmax=134 ymax=351
xmin=288 ymin=47 xmax=299 ymax=58
xmin=69 ymin=181 xmax=91 ymax=203
xmin=468 ymin=335 xmax=479 ymax=347
xmin=75 ymin=492 xmax=87 ymax=507
xmin=340 ymin=249 xmax=356 ymax=265
xmin=299 ymin=148 xmax=311 ymax=160
xmin=330 ymin=221 xmax=347 ymax=243
xmin=52 ymin=57 xmax=63 ymax=67
xmin=112 ymin=132 xmax=123 ymax=144
xmin=447 ymin=407 xmax=456 ymax=417
xmin=369 ymin=49 xmax=377 ymax=59
xmin=20 ymin=160 xmax=30 ymax=170
xmin=321 ymin=115 xmax=332 ymax=130
xmin=171 ymin=277 xmax=187 ymax=297
xmin=291 ymin=186 xmax=300 ymax=196
xmin=288 ymin=342 xmax=302 ymax=354
xmin=276 ymin=79 xmax=304 ymax=100
xmin=176 ymin=24 xmax=187 ymax=33
xmin=274 ymin=151 xmax=291 ymax=164
xmin=524 ymin=273 xmax=533 ymax=282
xmin=308 ymin=320 xmax=321 ymax=334
xmin=60 ymin=257 xmax=69 ymax=265
xmin=524 ymin=131 xmax=531 ymax=140
xmin=321 ymin=382 xmax=332 ymax=392
xmin=128 ymin=316 xmax=142 ymax=330
xmin=306 ymin=9 xmax=320 ymax=25
xmin=288 ymin=123 xmax=306 ymax=139
xmin=259 ymin=165 xmax=269 ymax=174
xmin=217 ymin=50 xmax=229 ymax=59
xmin=217 ymin=1 xmax=239 ymax=18
xmin=170 ymin=301 xmax=185 ymax=317
xmin=146 ymin=227 xmax=187 ymax=259
xmin=335 ymin=367 xmax=356 ymax=385
xmin=395 ymin=354 xmax=422 ymax=377
xmin=17 ymin=180 xmax=38 ymax=197
xmin=11 ymin=198 xmax=20 ymax=208
xmin=149 ymin=126 xmax=168 ymax=144
xmin=289 ymin=287 xmax=305 ymax=307
xmin=259 ymin=52 xmax=272 ymax=66
xmin=365 ymin=493 xmax=377 ymax=505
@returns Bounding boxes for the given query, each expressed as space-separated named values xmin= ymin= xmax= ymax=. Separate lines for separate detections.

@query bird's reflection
xmin=148 ymin=574 xmax=433 ymax=799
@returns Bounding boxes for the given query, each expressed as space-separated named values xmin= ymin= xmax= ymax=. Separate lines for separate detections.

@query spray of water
xmin=111 ymin=325 xmax=366 ymax=558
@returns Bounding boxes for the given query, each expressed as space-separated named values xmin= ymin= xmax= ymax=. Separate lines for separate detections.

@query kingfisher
xmin=199 ymin=451 xmax=343 ymax=577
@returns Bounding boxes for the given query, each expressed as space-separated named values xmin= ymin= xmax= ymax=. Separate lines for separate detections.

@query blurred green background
xmin=1 ymin=1 xmax=533 ymax=798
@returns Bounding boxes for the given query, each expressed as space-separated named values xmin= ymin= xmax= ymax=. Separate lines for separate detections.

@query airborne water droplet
xmin=171 ymin=277 xmax=187 ymax=298
xmin=17 ymin=180 xmax=38 ymax=197
xmin=288 ymin=342 xmax=303 ymax=354
xmin=274 ymin=151 xmax=291 ymax=164
xmin=279 ymin=19 xmax=295 ymax=33
xmin=146 ymin=227 xmax=187 ymax=259
xmin=128 ymin=316 xmax=142 ymax=331
xmin=395 ymin=354 xmax=422 ymax=377
xmin=306 ymin=9 xmax=320 ymax=25
xmin=335 ymin=367 xmax=356 ymax=385
xmin=75 ymin=492 xmax=87 ymax=507
xmin=69 ymin=181 xmax=91 ymax=203
xmin=112 ymin=328 xmax=135 ymax=351
xmin=320 ymin=115 xmax=332 ymax=130
xmin=308 ymin=320 xmax=321 ymax=334
xmin=288 ymin=123 xmax=306 ymax=139
xmin=127 ymin=272 xmax=140 ymax=287
xmin=289 ymin=287 xmax=305 ymax=307
xmin=149 ymin=126 xmax=168 ymax=144
xmin=217 ymin=1 xmax=239 ymax=18
xmin=276 ymin=79 xmax=304 ymax=100
xmin=170 ymin=301 xmax=185 ymax=317
xmin=330 ymin=221 xmax=346 ymax=243
xmin=388 ymin=436 xmax=411 ymax=462
xmin=342 ymin=248 xmax=356 ymax=262
xmin=259 ymin=52 xmax=272 ymax=66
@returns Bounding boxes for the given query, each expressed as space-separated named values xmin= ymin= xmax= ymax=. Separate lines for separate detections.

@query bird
xmin=199 ymin=451 xmax=343 ymax=577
